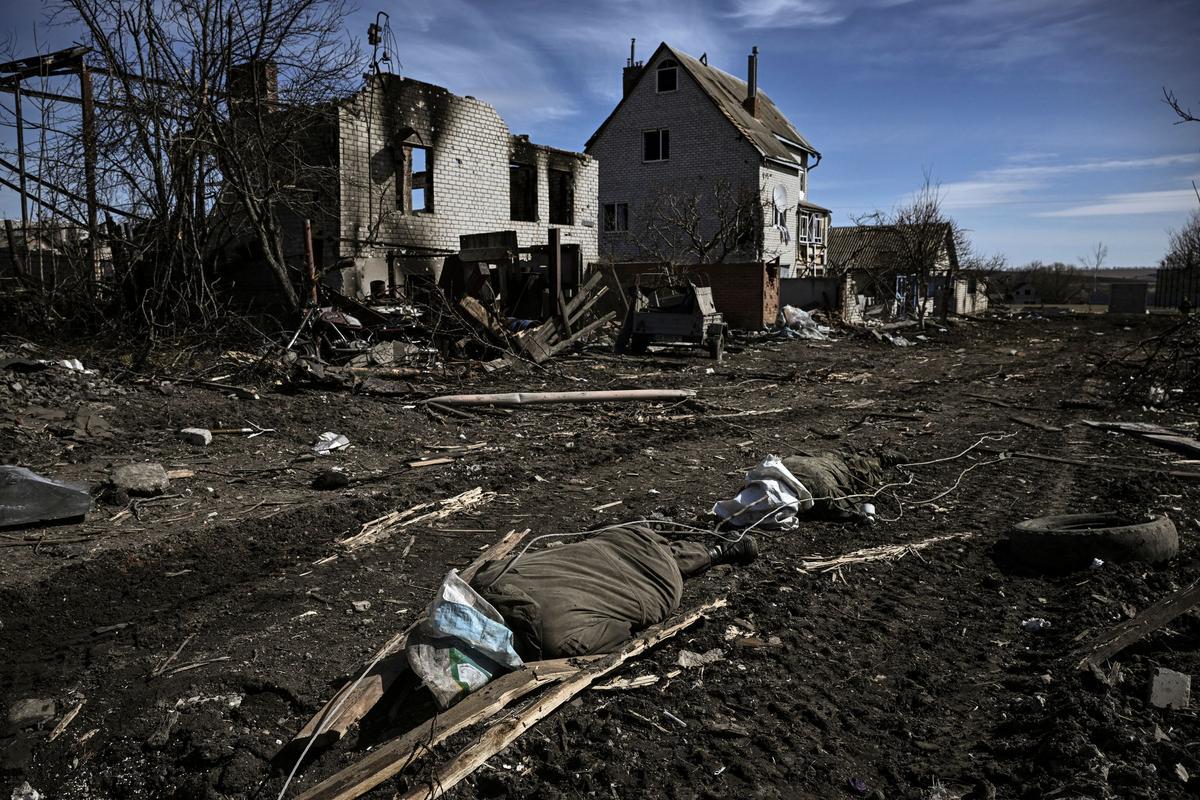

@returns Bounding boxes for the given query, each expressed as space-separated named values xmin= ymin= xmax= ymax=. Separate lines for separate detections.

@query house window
xmin=603 ymin=202 xmax=629 ymax=232
xmin=798 ymin=214 xmax=810 ymax=242
xmin=509 ymin=161 xmax=537 ymax=221
xmin=656 ymin=59 xmax=678 ymax=93
xmin=548 ymin=168 xmax=574 ymax=225
xmin=967 ymin=275 xmax=978 ymax=294
xmin=396 ymin=144 xmax=432 ymax=213
xmin=812 ymin=216 xmax=824 ymax=243
xmin=799 ymin=168 xmax=807 ymax=194
xmin=643 ymin=129 xmax=670 ymax=162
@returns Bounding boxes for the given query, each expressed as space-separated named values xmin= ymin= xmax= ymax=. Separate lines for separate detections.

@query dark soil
xmin=2 ymin=313 xmax=1198 ymax=800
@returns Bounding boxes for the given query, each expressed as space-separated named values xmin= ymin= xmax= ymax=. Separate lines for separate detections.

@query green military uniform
xmin=782 ymin=449 xmax=884 ymax=516
xmin=471 ymin=526 xmax=711 ymax=660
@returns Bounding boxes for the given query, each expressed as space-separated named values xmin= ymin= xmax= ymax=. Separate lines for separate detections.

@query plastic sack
xmin=1 ymin=466 xmax=92 ymax=528
xmin=406 ymin=570 xmax=524 ymax=708
xmin=711 ymin=455 xmax=813 ymax=530
xmin=779 ymin=306 xmax=830 ymax=341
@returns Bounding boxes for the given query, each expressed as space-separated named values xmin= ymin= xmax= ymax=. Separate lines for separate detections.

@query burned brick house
xmin=585 ymin=42 xmax=830 ymax=277
xmin=222 ymin=69 xmax=599 ymax=301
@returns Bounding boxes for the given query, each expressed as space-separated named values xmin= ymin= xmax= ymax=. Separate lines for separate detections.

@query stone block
xmin=1151 ymin=667 xmax=1191 ymax=710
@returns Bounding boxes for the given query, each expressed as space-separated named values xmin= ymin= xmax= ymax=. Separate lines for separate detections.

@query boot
xmin=707 ymin=535 xmax=758 ymax=566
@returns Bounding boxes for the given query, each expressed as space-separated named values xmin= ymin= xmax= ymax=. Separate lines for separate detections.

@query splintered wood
xmin=797 ymin=532 xmax=976 ymax=574
xmin=336 ymin=487 xmax=496 ymax=551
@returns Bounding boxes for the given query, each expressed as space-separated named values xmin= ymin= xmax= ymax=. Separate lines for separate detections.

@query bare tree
xmin=1025 ymin=261 xmax=1085 ymax=304
xmin=1079 ymin=241 xmax=1108 ymax=305
xmin=610 ymin=179 xmax=765 ymax=265
xmin=1163 ymin=87 xmax=1198 ymax=125
xmin=36 ymin=0 xmax=360 ymax=324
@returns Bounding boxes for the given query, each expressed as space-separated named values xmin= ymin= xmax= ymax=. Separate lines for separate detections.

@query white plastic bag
xmin=779 ymin=306 xmax=830 ymax=340
xmin=405 ymin=570 xmax=524 ymax=708
xmin=711 ymin=455 xmax=813 ymax=529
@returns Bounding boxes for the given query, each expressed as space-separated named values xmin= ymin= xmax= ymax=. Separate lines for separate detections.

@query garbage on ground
xmin=178 ymin=427 xmax=212 ymax=446
xmin=7 ymin=698 xmax=56 ymax=729
xmin=10 ymin=782 xmax=41 ymax=800
xmin=883 ymin=333 xmax=913 ymax=347
xmin=1090 ymin=558 xmax=1105 ymax=570
xmin=711 ymin=456 xmax=813 ymax=529
xmin=0 ymin=466 xmax=92 ymax=528
xmin=312 ymin=432 xmax=350 ymax=456
xmin=778 ymin=305 xmax=831 ymax=341
xmin=676 ymin=648 xmax=724 ymax=669
xmin=1150 ymin=667 xmax=1191 ymax=710
xmin=111 ymin=463 xmax=171 ymax=496
xmin=405 ymin=570 xmax=524 ymax=709
xmin=1021 ymin=617 xmax=1052 ymax=633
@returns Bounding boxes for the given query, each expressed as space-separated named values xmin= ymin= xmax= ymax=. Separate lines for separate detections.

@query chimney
xmin=228 ymin=59 xmax=279 ymax=117
xmin=743 ymin=46 xmax=759 ymax=117
xmin=622 ymin=38 xmax=643 ymax=98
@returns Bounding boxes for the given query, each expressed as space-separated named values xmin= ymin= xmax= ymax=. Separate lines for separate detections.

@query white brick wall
xmin=332 ymin=75 xmax=598 ymax=293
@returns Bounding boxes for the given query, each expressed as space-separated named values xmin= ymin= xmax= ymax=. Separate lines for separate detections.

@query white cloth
xmin=711 ymin=455 xmax=814 ymax=530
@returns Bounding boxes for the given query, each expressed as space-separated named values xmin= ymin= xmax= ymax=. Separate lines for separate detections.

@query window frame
xmin=508 ymin=160 xmax=538 ymax=222
xmin=603 ymin=202 xmax=629 ymax=232
xmin=656 ymin=59 xmax=678 ymax=93
xmin=548 ymin=167 xmax=574 ymax=226
xmin=798 ymin=214 xmax=811 ymax=243
xmin=642 ymin=128 xmax=670 ymax=162
xmin=812 ymin=215 xmax=824 ymax=243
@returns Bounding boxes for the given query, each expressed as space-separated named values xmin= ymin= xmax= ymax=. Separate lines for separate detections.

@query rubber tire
xmin=1010 ymin=512 xmax=1178 ymax=569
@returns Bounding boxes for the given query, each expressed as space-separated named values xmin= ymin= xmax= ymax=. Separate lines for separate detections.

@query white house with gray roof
xmin=586 ymin=41 xmax=830 ymax=276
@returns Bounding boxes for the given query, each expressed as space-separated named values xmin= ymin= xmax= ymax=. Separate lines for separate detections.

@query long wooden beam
xmin=400 ymin=597 xmax=728 ymax=800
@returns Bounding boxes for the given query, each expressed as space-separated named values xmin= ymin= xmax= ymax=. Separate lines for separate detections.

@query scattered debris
xmin=1150 ymin=667 xmax=1191 ymax=710
xmin=778 ymin=305 xmax=831 ymax=341
xmin=677 ymin=648 xmax=724 ymax=669
xmin=178 ymin=427 xmax=213 ymax=446
xmin=312 ymin=432 xmax=350 ymax=456
xmin=424 ymin=389 xmax=697 ymax=407
xmin=337 ymin=487 xmax=497 ymax=551
xmin=591 ymin=674 xmax=660 ymax=691
xmin=1021 ymin=618 xmax=1052 ymax=633
xmin=47 ymin=700 xmax=85 ymax=742
xmin=9 ymin=782 xmax=40 ymax=800
xmin=0 ymin=466 xmax=92 ymax=528
xmin=7 ymin=699 xmax=56 ymax=729
xmin=798 ymin=533 xmax=977 ymax=573
xmin=111 ymin=463 xmax=171 ymax=497
xmin=1075 ymin=578 xmax=1200 ymax=670
xmin=351 ymin=601 xmax=372 ymax=613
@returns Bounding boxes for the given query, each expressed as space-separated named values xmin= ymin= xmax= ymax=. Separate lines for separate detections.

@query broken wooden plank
xmin=545 ymin=311 xmax=618 ymax=358
xmin=398 ymin=597 xmax=728 ymax=800
xmin=423 ymin=386 xmax=692 ymax=407
xmin=1010 ymin=415 xmax=1064 ymax=433
xmin=1076 ymin=578 xmax=1200 ymax=670
xmin=999 ymin=450 xmax=1200 ymax=480
xmin=292 ymin=657 xmax=599 ymax=800
xmin=281 ymin=529 xmax=530 ymax=759
xmin=336 ymin=488 xmax=496 ymax=551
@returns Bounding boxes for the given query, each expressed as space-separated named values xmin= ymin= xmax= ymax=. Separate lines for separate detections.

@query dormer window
xmin=656 ymin=59 xmax=678 ymax=93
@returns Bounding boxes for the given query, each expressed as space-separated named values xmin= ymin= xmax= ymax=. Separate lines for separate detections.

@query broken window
xmin=548 ymin=168 xmax=574 ymax=225
xmin=410 ymin=145 xmax=431 ymax=213
xmin=510 ymin=161 xmax=537 ymax=221
xmin=603 ymin=202 xmax=629 ymax=232
xmin=656 ymin=59 xmax=678 ymax=92
xmin=643 ymin=129 xmax=670 ymax=162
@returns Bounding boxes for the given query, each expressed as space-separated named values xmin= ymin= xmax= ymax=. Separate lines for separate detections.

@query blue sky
xmin=2 ymin=0 xmax=1198 ymax=265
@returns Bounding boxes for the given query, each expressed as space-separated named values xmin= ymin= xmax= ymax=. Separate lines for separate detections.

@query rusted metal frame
xmin=13 ymin=84 xmax=28 ymax=238
xmin=0 ymin=174 xmax=86 ymax=227
xmin=304 ymin=218 xmax=319 ymax=305
xmin=0 ymin=158 xmax=139 ymax=220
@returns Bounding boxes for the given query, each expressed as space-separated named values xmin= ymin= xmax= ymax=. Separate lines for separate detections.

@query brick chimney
xmin=743 ymin=46 xmax=759 ymax=117
xmin=622 ymin=38 xmax=643 ymax=98
xmin=228 ymin=59 xmax=278 ymax=116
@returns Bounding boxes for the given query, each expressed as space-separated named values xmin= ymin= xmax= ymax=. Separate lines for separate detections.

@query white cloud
xmin=725 ymin=0 xmax=912 ymax=28
xmin=1036 ymin=189 xmax=1199 ymax=217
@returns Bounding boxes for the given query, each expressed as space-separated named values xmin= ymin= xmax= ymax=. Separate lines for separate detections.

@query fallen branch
xmin=424 ymin=389 xmax=696 ymax=407
xmin=994 ymin=449 xmax=1200 ymax=480
xmin=399 ymin=597 xmax=728 ymax=800
xmin=336 ymin=488 xmax=496 ymax=551
xmin=798 ymin=533 xmax=976 ymax=573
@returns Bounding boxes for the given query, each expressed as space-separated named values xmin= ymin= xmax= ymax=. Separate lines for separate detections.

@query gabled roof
xmin=585 ymin=42 xmax=817 ymax=164
xmin=828 ymin=224 xmax=957 ymax=271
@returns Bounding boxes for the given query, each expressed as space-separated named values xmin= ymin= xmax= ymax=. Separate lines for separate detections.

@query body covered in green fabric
xmin=470 ymin=526 xmax=710 ymax=660
xmin=781 ymin=449 xmax=884 ymax=516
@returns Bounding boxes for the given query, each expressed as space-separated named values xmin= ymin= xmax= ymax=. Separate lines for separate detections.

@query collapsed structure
xmin=221 ymin=66 xmax=599 ymax=301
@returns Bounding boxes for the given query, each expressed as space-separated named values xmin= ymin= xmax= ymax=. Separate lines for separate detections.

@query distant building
xmin=586 ymin=42 xmax=829 ymax=277
xmin=826 ymin=223 xmax=987 ymax=319
xmin=1012 ymin=282 xmax=1041 ymax=305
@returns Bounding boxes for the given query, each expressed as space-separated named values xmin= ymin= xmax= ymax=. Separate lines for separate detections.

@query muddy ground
xmin=2 ymin=312 xmax=1198 ymax=800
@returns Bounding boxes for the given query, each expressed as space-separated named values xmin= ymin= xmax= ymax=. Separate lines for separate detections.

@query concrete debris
xmin=1150 ymin=667 xmax=1191 ymax=710
xmin=112 ymin=463 xmax=171 ymax=496
xmin=351 ymin=600 xmax=372 ymax=613
xmin=1021 ymin=618 xmax=1052 ymax=633
xmin=10 ymin=782 xmax=41 ymax=800
xmin=178 ymin=427 xmax=213 ymax=446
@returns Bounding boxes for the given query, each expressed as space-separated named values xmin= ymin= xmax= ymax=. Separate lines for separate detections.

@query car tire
xmin=1010 ymin=512 xmax=1178 ymax=569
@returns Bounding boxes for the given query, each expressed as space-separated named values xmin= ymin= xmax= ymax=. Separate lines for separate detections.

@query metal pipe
xmin=13 ymin=83 xmax=28 ymax=235
xmin=424 ymin=389 xmax=697 ymax=407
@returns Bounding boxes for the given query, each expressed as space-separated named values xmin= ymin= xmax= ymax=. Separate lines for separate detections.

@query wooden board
xmin=399 ymin=597 xmax=728 ymax=800
xmin=293 ymin=658 xmax=597 ymax=800
xmin=1076 ymin=578 xmax=1200 ymax=670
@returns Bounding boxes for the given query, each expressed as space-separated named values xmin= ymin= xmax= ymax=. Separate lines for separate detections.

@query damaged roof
xmin=827 ymin=224 xmax=957 ymax=270
xmin=585 ymin=42 xmax=818 ymax=164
